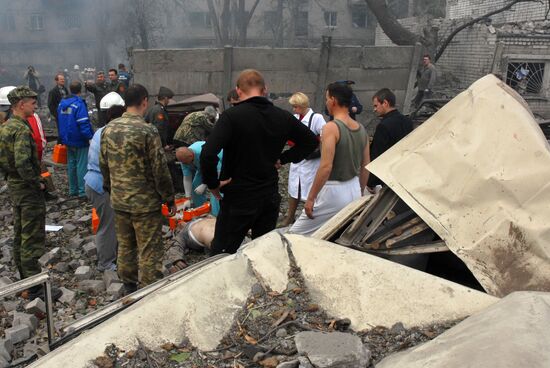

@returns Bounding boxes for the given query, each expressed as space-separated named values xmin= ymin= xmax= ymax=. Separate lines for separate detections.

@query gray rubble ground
xmin=0 ymin=141 xmax=295 ymax=365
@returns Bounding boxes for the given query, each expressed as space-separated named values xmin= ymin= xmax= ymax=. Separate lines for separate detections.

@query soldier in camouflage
xmin=100 ymin=84 xmax=176 ymax=293
xmin=144 ymin=86 xmax=174 ymax=148
xmin=173 ymin=105 xmax=218 ymax=147
xmin=0 ymin=86 xmax=45 ymax=281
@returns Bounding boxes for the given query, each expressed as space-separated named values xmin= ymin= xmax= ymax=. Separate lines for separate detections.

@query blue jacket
xmin=57 ymin=95 xmax=93 ymax=147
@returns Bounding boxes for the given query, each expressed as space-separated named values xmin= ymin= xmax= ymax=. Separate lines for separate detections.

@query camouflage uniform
xmin=173 ymin=111 xmax=215 ymax=146
xmin=100 ymin=112 xmax=175 ymax=287
xmin=0 ymin=94 xmax=45 ymax=279
xmin=108 ymin=80 xmax=126 ymax=98
xmin=144 ymin=102 xmax=170 ymax=147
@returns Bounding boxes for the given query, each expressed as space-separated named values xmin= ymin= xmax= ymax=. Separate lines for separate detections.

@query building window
xmin=506 ymin=62 xmax=545 ymax=95
xmin=295 ymin=11 xmax=308 ymax=36
xmin=188 ymin=12 xmax=211 ymax=28
xmin=351 ymin=5 xmax=367 ymax=28
xmin=324 ymin=11 xmax=337 ymax=27
xmin=30 ymin=15 xmax=44 ymax=31
xmin=0 ymin=13 xmax=15 ymax=31
xmin=62 ymin=14 xmax=81 ymax=29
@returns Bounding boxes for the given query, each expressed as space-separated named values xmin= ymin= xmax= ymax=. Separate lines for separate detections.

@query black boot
xmin=123 ymin=283 xmax=138 ymax=296
xmin=27 ymin=285 xmax=62 ymax=302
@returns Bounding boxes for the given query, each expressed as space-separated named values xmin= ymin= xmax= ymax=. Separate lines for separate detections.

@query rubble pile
xmin=90 ymin=257 xmax=458 ymax=368
xmin=497 ymin=20 xmax=550 ymax=35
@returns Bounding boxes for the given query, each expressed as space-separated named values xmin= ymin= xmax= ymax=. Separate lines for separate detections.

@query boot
xmin=123 ymin=283 xmax=138 ymax=296
xmin=27 ymin=285 xmax=62 ymax=302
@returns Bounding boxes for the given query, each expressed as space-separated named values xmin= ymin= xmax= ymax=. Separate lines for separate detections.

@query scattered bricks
xmin=2 ymin=301 xmax=18 ymax=313
xmin=74 ymin=266 xmax=92 ymax=280
xmin=106 ymin=283 xmax=124 ymax=298
xmin=38 ymin=247 xmax=61 ymax=267
xmin=82 ymin=242 xmax=97 ymax=257
xmin=62 ymin=223 xmax=76 ymax=233
xmin=78 ymin=280 xmax=105 ymax=294
xmin=25 ymin=298 xmax=46 ymax=315
xmin=5 ymin=325 xmax=30 ymax=344
xmin=0 ymin=276 xmax=12 ymax=287
xmin=0 ymin=338 xmax=13 ymax=361
xmin=69 ymin=237 xmax=84 ymax=249
xmin=13 ymin=312 xmax=39 ymax=332
xmin=103 ymin=270 xmax=120 ymax=289
xmin=58 ymin=287 xmax=76 ymax=305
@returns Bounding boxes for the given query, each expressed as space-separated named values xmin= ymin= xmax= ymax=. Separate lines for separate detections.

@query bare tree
xmin=207 ymin=0 xmax=261 ymax=47
xmin=365 ymin=0 xmax=546 ymax=61
xmin=122 ymin=0 xmax=166 ymax=49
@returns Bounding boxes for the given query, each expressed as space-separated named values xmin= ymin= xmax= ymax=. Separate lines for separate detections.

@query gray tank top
xmin=328 ymin=119 xmax=367 ymax=182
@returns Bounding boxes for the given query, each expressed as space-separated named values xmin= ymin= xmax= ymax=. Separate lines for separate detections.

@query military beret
xmin=7 ymin=86 xmax=37 ymax=104
xmin=158 ymin=86 xmax=174 ymax=99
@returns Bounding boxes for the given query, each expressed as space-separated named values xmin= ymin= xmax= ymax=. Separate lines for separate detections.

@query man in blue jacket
xmin=58 ymin=81 xmax=94 ymax=197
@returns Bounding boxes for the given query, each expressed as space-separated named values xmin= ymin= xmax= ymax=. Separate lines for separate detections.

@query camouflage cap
xmin=7 ymin=86 xmax=38 ymax=104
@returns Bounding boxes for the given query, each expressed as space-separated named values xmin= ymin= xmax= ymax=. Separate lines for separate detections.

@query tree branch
xmin=364 ymin=0 xmax=425 ymax=45
xmin=435 ymin=0 xmax=542 ymax=61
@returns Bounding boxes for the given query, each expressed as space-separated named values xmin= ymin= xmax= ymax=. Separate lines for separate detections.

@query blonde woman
xmin=281 ymin=92 xmax=326 ymax=227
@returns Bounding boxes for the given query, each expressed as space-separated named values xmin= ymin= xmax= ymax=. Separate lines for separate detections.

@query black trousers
xmin=210 ymin=192 xmax=281 ymax=255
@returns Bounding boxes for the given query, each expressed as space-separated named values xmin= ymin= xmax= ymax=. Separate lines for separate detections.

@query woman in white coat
xmin=281 ymin=92 xmax=326 ymax=227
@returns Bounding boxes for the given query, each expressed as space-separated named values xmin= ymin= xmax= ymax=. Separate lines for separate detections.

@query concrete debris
xmin=25 ymin=298 xmax=46 ymax=315
xmin=78 ymin=280 xmax=106 ymax=294
xmin=106 ymin=283 xmax=124 ymax=298
xmin=4 ymin=325 xmax=30 ymax=344
xmin=295 ymin=331 xmax=371 ymax=368
xmin=82 ymin=242 xmax=97 ymax=257
xmin=0 ymin=339 xmax=13 ymax=362
xmin=58 ymin=287 xmax=77 ymax=305
xmin=102 ymin=270 xmax=120 ymax=289
xmin=74 ymin=266 xmax=92 ymax=280
xmin=62 ymin=223 xmax=77 ymax=233
xmin=0 ymin=276 xmax=12 ymax=287
xmin=13 ymin=312 xmax=39 ymax=332
xmin=38 ymin=247 xmax=61 ymax=267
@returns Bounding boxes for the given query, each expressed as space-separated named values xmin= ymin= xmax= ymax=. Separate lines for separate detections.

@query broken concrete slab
xmin=102 ymin=270 xmax=120 ymax=289
xmin=5 ymin=324 xmax=30 ymax=344
xmin=286 ymin=234 xmax=497 ymax=330
xmin=13 ymin=312 xmax=39 ymax=332
xmin=367 ymin=75 xmax=550 ymax=297
xmin=82 ymin=242 xmax=96 ymax=257
xmin=25 ymin=298 xmax=46 ymax=315
xmin=38 ymin=247 xmax=61 ymax=267
xmin=377 ymin=291 xmax=550 ymax=368
xmin=58 ymin=287 xmax=76 ymax=305
xmin=295 ymin=331 xmax=370 ymax=367
xmin=78 ymin=280 xmax=105 ymax=294
xmin=106 ymin=283 xmax=124 ymax=298
xmin=74 ymin=266 xmax=91 ymax=280
xmin=0 ymin=339 xmax=13 ymax=361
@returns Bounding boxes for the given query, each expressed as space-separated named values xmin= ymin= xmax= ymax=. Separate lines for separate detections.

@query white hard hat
xmin=74 ymin=64 xmax=80 ymax=70
xmin=0 ymin=86 xmax=16 ymax=106
xmin=100 ymin=92 xmax=125 ymax=110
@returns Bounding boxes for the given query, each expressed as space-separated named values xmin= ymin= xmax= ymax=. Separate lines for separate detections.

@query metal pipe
xmin=0 ymin=272 xmax=50 ymax=298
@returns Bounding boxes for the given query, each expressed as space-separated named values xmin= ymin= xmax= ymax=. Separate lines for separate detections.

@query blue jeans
xmin=67 ymin=146 xmax=89 ymax=197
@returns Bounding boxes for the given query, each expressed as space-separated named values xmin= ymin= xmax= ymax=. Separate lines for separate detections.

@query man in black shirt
xmin=201 ymin=69 xmax=317 ymax=255
xmin=47 ymin=73 xmax=69 ymax=144
xmin=368 ymin=88 xmax=413 ymax=189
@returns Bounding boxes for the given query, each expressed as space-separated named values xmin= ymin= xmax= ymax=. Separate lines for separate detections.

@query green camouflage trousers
xmin=12 ymin=191 xmax=46 ymax=279
xmin=114 ymin=210 xmax=164 ymax=287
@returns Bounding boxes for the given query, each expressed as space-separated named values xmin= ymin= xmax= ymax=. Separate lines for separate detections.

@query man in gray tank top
xmin=290 ymin=83 xmax=371 ymax=235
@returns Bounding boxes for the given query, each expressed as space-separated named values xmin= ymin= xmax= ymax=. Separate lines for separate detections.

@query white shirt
xmin=288 ymin=108 xmax=326 ymax=200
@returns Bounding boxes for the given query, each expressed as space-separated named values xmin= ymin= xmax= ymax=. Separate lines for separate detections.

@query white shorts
xmin=289 ymin=176 xmax=361 ymax=236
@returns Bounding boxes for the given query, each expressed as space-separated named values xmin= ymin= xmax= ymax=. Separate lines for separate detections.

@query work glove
xmin=194 ymin=183 xmax=208 ymax=195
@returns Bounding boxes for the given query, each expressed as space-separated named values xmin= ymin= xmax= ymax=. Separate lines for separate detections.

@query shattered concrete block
xmin=58 ymin=287 xmax=76 ymax=305
xmin=0 ymin=338 xmax=13 ymax=361
xmin=25 ymin=298 xmax=46 ymax=315
xmin=62 ymin=223 xmax=76 ymax=233
xmin=13 ymin=312 xmax=39 ymax=332
xmin=0 ymin=276 xmax=12 ymax=287
xmin=38 ymin=247 xmax=61 ymax=267
xmin=106 ymin=283 xmax=124 ymax=298
xmin=68 ymin=260 xmax=80 ymax=270
xmin=103 ymin=270 xmax=120 ymax=289
xmin=78 ymin=214 xmax=92 ymax=223
xmin=2 ymin=301 xmax=18 ymax=313
xmin=78 ymin=280 xmax=105 ymax=294
xmin=5 ymin=325 xmax=30 ymax=344
xmin=295 ymin=332 xmax=371 ymax=368
xmin=82 ymin=242 xmax=97 ymax=257
xmin=53 ymin=262 xmax=69 ymax=272
xmin=74 ymin=266 xmax=91 ymax=280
